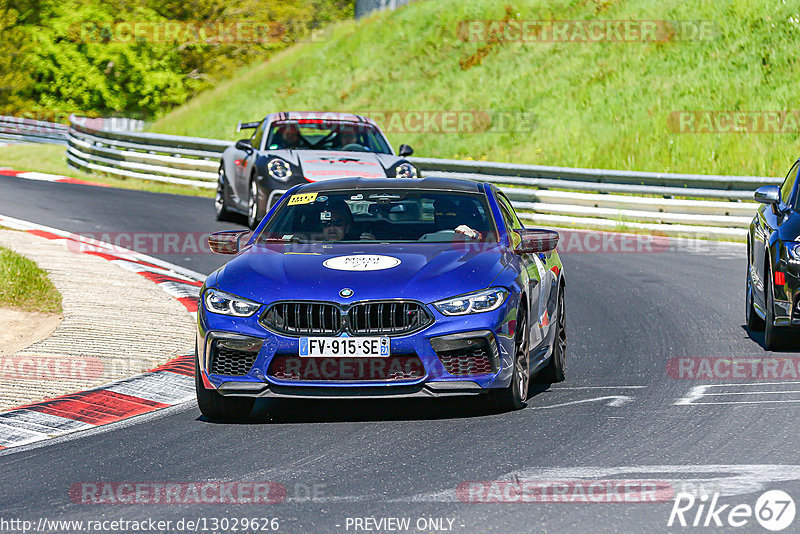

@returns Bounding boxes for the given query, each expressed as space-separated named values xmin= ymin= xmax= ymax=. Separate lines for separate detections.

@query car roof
xmin=268 ymin=111 xmax=378 ymax=127
xmin=293 ymin=177 xmax=485 ymax=194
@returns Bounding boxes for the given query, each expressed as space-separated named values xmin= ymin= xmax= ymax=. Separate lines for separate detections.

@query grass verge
xmin=0 ymin=246 xmax=62 ymax=313
xmin=151 ymin=0 xmax=798 ymax=178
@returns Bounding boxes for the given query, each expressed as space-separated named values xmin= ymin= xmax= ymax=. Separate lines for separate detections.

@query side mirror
xmin=208 ymin=230 xmax=251 ymax=254
xmin=514 ymin=229 xmax=559 ymax=254
xmin=398 ymin=144 xmax=414 ymax=157
xmin=754 ymin=185 xmax=780 ymax=205
xmin=235 ymin=139 xmax=253 ymax=152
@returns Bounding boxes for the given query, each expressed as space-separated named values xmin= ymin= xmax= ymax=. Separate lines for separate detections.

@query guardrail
xmin=0 ymin=115 xmax=69 ymax=145
xmin=0 ymin=115 xmax=145 ymax=145
xmin=64 ymin=115 xmax=772 ymax=240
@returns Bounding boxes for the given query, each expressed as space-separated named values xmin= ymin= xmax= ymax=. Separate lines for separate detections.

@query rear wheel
xmin=535 ymin=287 xmax=566 ymax=383
xmin=195 ymin=352 xmax=255 ymax=422
xmin=764 ymin=273 xmax=790 ymax=351
xmin=746 ymin=265 xmax=765 ymax=331
xmin=247 ymin=178 xmax=266 ymax=229
xmin=491 ymin=311 xmax=529 ymax=411
xmin=215 ymin=165 xmax=233 ymax=222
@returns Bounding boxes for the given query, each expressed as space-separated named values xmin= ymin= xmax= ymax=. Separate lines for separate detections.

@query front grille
xmin=261 ymin=300 xmax=431 ymax=336
xmin=348 ymin=301 xmax=431 ymax=335
xmin=209 ymin=338 xmax=260 ymax=376
xmin=437 ymin=347 xmax=494 ymax=376
xmin=262 ymin=302 xmax=341 ymax=335
xmin=268 ymin=355 xmax=425 ymax=381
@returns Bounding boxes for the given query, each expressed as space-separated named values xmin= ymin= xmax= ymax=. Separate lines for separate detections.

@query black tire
xmin=215 ymin=165 xmax=233 ymax=222
xmin=247 ymin=177 xmax=266 ymax=230
xmin=535 ymin=287 xmax=566 ymax=383
xmin=195 ymin=352 xmax=255 ymax=422
xmin=746 ymin=265 xmax=765 ymax=331
xmin=764 ymin=273 xmax=790 ymax=351
xmin=491 ymin=311 xmax=529 ymax=411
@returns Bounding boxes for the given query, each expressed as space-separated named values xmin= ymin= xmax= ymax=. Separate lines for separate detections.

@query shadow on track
xmin=197 ymin=384 xmax=553 ymax=424
xmin=740 ymin=325 xmax=800 ymax=352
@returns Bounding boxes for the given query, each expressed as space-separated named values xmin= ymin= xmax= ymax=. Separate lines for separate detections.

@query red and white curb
xmin=0 ymin=215 xmax=206 ymax=451
xmin=0 ymin=168 xmax=109 ymax=187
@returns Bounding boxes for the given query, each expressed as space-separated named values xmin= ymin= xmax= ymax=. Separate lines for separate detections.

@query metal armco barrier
xmin=0 ymin=115 xmax=144 ymax=145
xmin=64 ymin=115 xmax=772 ymax=239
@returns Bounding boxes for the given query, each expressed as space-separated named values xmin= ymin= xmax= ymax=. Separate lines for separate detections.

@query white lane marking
xmin=553 ymin=385 xmax=647 ymax=389
xmin=105 ymin=372 xmax=195 ymax=405
xmin=0 ymin=409 xmax=92 ymax=433
xmin=675 ymin=381 xmax=800 ymax=406
xmin=0 ymin=423 xmax=48 ymax=447
xmin=529 ymin=395 xmax=633 ymax=409
xmin=403 ymin=465 xmax=800 ymax=503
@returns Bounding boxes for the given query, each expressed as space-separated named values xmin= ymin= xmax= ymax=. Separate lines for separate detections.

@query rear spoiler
xmin=237 ymin=121 xmax=260 ymax=132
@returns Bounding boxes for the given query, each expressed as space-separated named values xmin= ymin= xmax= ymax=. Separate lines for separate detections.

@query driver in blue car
xmin=320 ymin=200 xmax=374 ymax=241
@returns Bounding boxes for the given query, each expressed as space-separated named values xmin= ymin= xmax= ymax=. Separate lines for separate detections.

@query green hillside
xmin=150 ymin=0 xmax=800 ymax=177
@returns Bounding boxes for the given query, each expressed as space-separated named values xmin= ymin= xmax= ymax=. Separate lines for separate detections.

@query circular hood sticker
xmin=323 ymin=255 xmax=401 ymax=271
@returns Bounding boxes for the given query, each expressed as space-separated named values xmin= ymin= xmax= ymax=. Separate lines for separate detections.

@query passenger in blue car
xmin=434 ymin=198 xmax=484 ymax=240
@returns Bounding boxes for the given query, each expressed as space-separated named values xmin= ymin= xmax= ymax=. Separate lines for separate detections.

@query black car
xmin=747 ymin=158 xmax=800 ymax=349
xmin=216 ymin=111 xmax=418 ymax=228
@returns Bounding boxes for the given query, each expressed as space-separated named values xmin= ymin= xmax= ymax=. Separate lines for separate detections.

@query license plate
xmin=299 ymin=337 xmax=390 ymax=357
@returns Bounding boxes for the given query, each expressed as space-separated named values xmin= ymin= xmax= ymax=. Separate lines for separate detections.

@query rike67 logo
xmin=668 ymin=490 xmax=796 ymax=531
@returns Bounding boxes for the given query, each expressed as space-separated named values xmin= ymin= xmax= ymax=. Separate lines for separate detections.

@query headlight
xmin=394 ymin=163 xmax=418 ymax=179
xmin=204 ymin=288 xmax=261 ymax=317
xmin=267 ymin=159 xmax=292 ymax=182
xmin=434 ymin=288 xmax=508 ymax=316
xmin=787 ymin=242 xmax=800 ymax=261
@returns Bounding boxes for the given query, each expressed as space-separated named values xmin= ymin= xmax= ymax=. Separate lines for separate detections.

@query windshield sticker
xmin=323 ymin=255 xmax=401 ymax=271
xmin=288 ymin=192 xmax=318 ymax=206
xmin=316 ymin=196 xmax=328 ymax=203
xmin=320 ymin=211 xmax=331 ymax=221
xmin=350 ymin=194 xmax=364 ymax=200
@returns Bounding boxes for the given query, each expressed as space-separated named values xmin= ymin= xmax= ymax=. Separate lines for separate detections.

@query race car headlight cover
xmin=394 ymin=163 xmax=418 ymax=179
xmin=434 ymin=288 xmax=509 ymax=316
xmin=267 ymin=159 xmax=292 ymax=182
xmin=204 ymin=288 xmax=261 ymax=317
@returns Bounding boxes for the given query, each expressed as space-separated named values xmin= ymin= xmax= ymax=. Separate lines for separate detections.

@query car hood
xmin=273 ymin=150 xmax=397 ymax=180
xmin=213 ymin=242 xmax=512 ymax=305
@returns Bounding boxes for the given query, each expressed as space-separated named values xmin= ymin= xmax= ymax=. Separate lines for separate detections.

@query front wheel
xmin=746 ymin=266 xmax=765 ymax=331
xmin=491 ymin=311 xmax=529 ymax=411
xmin=195 ymin=353 xmax=255 ymax=422
xmin=215 ymin=165 xmax=233 ymax=222
xmin=247 ymin=178 xmax=267 ymax=229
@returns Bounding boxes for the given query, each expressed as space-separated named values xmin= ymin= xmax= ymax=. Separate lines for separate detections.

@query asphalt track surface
xmin=1 ymin=175 xmax=799 ymax=533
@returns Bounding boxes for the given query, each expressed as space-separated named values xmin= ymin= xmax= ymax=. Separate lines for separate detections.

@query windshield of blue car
xmin=255 ymin=190 xmax=499 ymax=244
xmin=265 ymin=120 xmax=392 ymax=154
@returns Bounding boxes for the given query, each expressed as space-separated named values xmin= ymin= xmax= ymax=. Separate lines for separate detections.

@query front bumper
xmin=196 ymin=299 xmax=520 ymax=398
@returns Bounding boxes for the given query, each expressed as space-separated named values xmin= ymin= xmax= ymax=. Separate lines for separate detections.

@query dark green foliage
xmin=1 ymin=0 xmax=352 ymax=119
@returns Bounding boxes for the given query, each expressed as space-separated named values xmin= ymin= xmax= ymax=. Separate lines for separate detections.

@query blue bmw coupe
xmin=196 ymin=177 xmax=565 ymax=420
